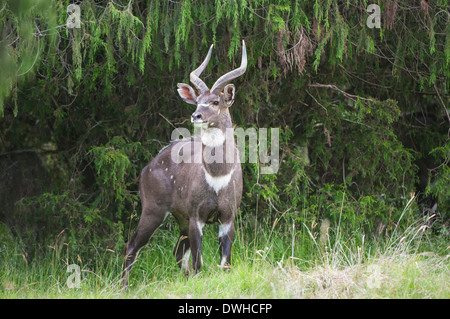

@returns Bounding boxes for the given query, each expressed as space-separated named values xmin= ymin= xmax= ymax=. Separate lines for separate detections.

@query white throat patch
xmin=203 ymin=167 xmax=234 ymax=194
xmin=201 ymin=128 xmax=225 ymax=148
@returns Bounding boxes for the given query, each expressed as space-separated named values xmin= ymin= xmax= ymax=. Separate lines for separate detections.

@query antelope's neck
xmin=201 ymin=125 xmax=237 ymax=177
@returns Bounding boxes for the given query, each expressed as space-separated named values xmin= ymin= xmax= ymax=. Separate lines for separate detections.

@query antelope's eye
xmin=213 ymin=101 xmax=219 ymax=106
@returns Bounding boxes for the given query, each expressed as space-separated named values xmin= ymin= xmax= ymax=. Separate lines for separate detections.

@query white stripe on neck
xmin=203 ymin=167 xmax=234 ymax=194
xmin=201 ymin=128 xmax=225 ymax=148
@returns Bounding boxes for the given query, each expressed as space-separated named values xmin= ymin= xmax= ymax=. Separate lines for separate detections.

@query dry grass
xmin=273 ymin=253 xmax=449 ymax=298
xmin=1 ymin=199 xmax=448 ymax=298
xmin=270 ymin=213 xmax=450 ymax=299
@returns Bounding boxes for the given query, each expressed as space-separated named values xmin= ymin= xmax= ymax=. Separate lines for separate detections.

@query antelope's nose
xmin=191 ymin=112 xmax=203 ymax=122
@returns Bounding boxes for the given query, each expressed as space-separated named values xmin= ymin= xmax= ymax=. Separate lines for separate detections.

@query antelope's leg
xmin=189 ymin=219 xmax=204 ymax=273
xmin=219 ymin=222 xmax=234 ymax=268
xmin=174 ymin=235 xmax=190 ymax=275
xmin=122 ymin=206 xmax=166 ymax=287
xmin=172 ymin=214 xmax=191 ymax=275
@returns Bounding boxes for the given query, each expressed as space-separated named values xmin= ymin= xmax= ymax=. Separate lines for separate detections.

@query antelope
xmin=122 ymin=41 xmax=247 ymax=287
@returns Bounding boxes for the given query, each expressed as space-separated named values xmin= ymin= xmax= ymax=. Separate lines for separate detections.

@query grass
xmin=0 ymin=203 xmax=449 ymax=299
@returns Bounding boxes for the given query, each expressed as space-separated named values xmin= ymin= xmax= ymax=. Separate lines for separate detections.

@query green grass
xmin=1 ymin=207 xmax=448 ymax=299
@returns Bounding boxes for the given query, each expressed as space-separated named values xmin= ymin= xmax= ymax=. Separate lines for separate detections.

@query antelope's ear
xmin=177 ymin=83 xmax=197 ymax=105
xmin=221 ymin=84 xmax=235 ymax=107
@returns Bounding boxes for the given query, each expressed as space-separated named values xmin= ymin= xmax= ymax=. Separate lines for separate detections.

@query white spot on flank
xmin=203 ymin=167 xmax=235 ymax=194
xmin=219 ymin=223 xmax=231 ymax=238
xmin=165 ymin=168 xmax=168 ymax=171
xmin=161 ymin=160 xmax=164 ymax=164
xmin=170 ymin=175 xmax=173 ymax=179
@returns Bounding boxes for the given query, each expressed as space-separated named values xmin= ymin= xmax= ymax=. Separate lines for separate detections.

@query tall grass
xmin=0 ymin=197 xmax=448 ymax=298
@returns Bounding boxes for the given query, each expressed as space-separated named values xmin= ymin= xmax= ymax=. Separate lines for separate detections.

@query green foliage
xmin=2 ymin=199 xmax=448 ymax=298
xmin=90 ymin=139 xmax=131 ymax=205
xmin=13 ymin=191 xmax=124 ymax=260
xmin=89 ymin=136 xmax=145 ymax=217
xmin=0 ymin=0 xmax=57 ymax=115
xmin=0 ymin=0 xmax=448 ymax=260
xmin=427 ymin=141 xmax=450 ymax=210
